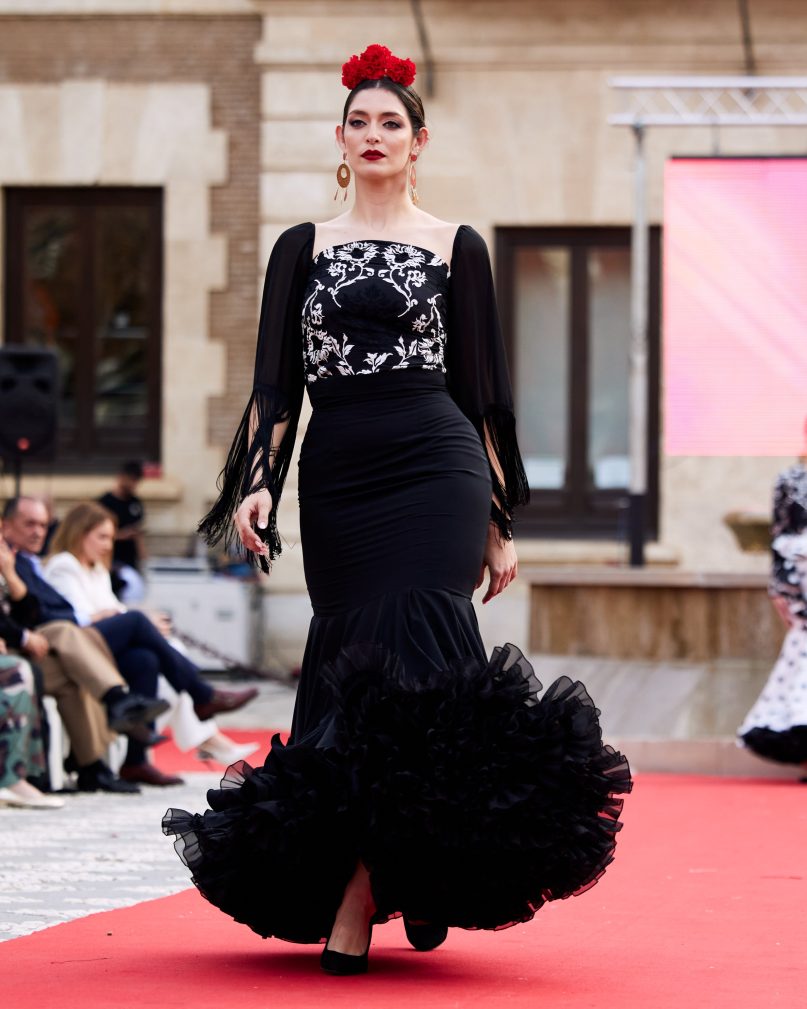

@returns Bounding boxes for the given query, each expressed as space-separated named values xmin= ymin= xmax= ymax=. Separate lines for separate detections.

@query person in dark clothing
xmin=2 ymin=497 xmax=257 ymax=786
xmin=162 ymin=49 xmax=630 ymax=974
xmin=1 ymin=525 xmax=162 ymax=794
xmin=98 ymin=461 xmax=147 ymax=602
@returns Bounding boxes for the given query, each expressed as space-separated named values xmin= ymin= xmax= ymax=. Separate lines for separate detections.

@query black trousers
xmin=94 ymin=611 xmax=214 ymax=765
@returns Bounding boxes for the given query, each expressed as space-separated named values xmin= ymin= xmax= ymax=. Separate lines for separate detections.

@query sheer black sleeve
xmin=198 ymin=222 xmax=314 ymax=572
xmin=446 ymin=225 xmax=529 ymax=540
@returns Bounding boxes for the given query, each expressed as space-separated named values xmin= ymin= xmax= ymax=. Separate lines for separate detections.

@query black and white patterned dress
xmin=163 ymin=223 xmax=632 ymax=944
xmin=303 ymin=241 xmax=447 ymax=382
xmin=738 ymin=462 xmax=807 ymax=763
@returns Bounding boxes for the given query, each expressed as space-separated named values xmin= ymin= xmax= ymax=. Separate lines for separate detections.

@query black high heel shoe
xmin=403 ymin=919 xmax=448 ymax=952
xmin=320 ymin=926 xmax=373 ymax=975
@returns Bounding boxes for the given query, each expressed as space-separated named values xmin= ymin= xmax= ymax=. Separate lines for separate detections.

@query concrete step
xmin=610 ymin=737 xmax=805 ymax=779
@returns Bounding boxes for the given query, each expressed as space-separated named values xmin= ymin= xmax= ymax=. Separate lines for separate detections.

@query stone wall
xmin=2 ymin=1 xmax=807 ymax=581
xmin=0 ymin=13 xmax=261 ymax=535
xmin=254 ymin=0 xmax=807 ymax=579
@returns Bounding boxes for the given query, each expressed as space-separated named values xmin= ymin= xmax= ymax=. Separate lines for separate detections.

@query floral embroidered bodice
xmin=302 ymin=241 xmax=449 ymax=384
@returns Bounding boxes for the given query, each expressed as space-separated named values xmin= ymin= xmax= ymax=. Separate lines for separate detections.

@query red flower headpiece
xmin=341 ymin=43 xmax=416 ymax=90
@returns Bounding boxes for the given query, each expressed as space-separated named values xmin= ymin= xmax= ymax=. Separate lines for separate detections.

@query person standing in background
xmin=99 ymin=461 xmax=147 ymax=603
xmin=738 ymin=425 xmax=807 ymax=770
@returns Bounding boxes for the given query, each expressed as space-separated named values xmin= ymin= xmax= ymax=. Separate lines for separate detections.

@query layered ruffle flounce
xmin=163 ymin=641 xmax=631 ymax=944
xmin=738 ymin=623 xmax=807 ymax=765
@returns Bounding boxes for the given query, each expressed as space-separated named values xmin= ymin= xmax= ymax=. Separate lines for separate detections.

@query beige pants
xmin=36 ymin=621 xmax=124 ymax=766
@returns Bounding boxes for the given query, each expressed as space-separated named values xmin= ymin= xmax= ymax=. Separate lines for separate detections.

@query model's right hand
xmin=234 ymin=489 xmax=273 ymax=560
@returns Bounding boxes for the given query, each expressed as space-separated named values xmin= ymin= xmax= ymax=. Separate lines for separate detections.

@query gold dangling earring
xmin=409 ymin=155 xmax=419 ymax=206
xmin=334 ymin=152 xmax=351 ymax=202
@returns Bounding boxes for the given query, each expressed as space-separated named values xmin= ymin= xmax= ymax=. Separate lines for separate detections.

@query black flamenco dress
xmin=163 ymin=223 xmax=632 ymax=943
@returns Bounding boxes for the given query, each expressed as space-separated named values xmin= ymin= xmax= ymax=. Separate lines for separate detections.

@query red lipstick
xmin=361 ymin=151 xmax=386 ymax=160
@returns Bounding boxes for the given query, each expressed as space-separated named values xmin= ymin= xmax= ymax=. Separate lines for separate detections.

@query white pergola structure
xmin=608 ymin=76 xmax=807 ymax=566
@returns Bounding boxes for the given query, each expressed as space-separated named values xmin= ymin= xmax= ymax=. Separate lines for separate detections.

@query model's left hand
xmin=476 ymin=523 xmax=518 ymax=604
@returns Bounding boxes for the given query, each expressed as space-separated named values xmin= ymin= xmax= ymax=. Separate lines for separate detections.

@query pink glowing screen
xmin=664 ymin=158 xmax=807 ymax=455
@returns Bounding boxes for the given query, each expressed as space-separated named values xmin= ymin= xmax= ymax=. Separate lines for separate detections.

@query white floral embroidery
xmin=392 ymin=337 xmax=419 ymax=369
xmin=302 ymin=280 xmax=330 ymax=372
xmin=362 ymin=352 xmax=392 ymax=373
xmin=321 ymin=241 xmax=378 ymax=307
xmin=303 ymin=241 xmax=448 ymax=384
xmin=377 ymin=245 xmax=432 ymax=317
xmin=411 ymin=294 xmax=446 ymax=369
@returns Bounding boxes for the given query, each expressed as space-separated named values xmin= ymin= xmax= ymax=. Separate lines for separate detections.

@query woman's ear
xmin=412 ymin=126 xmax=430 ymax=159
xmin=335 ymin=123 xmax=345 ymax=151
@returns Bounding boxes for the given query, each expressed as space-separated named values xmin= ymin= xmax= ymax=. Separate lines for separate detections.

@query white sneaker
xmin=0 ymin=786 xmax=65 ymax=809
xmin=0 ymin=787 xmax=18 ymax=807
xmin=197 ymin=739 xmax=260 ymax=766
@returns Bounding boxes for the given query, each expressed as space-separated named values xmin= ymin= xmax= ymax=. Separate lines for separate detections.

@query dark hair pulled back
xmin=342 ymin=77 xmax=426 ymax=134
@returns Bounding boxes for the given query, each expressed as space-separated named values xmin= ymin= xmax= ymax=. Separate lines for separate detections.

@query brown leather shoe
xmin=119 ymin=763 xmax=185 ymax=787
xmin=193 ymin=687 xmax=259 ymax=721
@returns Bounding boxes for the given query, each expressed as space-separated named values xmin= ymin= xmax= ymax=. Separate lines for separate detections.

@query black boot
xmin=76 ymin=760 xmax=141 ymax=794
xmin=104 ymin=690 xmax=170 ymax=736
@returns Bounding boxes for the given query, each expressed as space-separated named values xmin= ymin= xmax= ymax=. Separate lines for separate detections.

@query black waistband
xmin=307 ymin=368 xmax=448 ymax=408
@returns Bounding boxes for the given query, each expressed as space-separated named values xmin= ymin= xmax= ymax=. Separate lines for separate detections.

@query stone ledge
xmin=12 ymin=475 xmax=184 ymax=502
xmin=516 ymin=538 xmax=679 ymax=567
xmin=612 ymin=738 xmax=803 ymax=780
xmin=522 ymin=566 xmax=769 ymax=589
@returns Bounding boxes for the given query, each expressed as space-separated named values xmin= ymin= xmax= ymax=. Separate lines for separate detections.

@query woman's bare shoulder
xmin=412 ymin=212 xmax=461 ymax=261
xmin=311 ymin=216 xmax=355 ymax=257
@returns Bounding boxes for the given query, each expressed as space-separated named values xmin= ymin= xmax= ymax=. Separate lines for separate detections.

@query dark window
xmin=496 ymin=227 xmax=660 ymax=538
xmin=4 ymin=187 xmax=162 ymax=470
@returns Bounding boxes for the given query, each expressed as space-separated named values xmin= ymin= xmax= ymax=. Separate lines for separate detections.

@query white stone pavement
xmin=0 ymin=678 xmax=298 ymax=943
xmin=2 ymin=640 xmax=787 ymax=943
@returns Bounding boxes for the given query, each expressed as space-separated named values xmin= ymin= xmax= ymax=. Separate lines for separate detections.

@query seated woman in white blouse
xmin=44 ymin=502 xmax=257 ymax=769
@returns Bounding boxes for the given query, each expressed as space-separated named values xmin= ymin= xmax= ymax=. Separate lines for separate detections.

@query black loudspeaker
xmin=0 ymin=345 xmax=59 ymax=463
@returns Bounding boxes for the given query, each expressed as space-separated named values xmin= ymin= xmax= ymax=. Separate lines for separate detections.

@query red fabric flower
xmin=342 ymin=44 xmax=417 ymax=90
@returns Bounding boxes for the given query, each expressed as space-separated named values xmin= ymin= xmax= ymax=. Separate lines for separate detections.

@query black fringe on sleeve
xmin=479 ymin=408 xmax=531 ymax=541
xmin=197 ymin=385 xmax=295 ymax=574
xmin=197 ymin=223 xmax=313 ymax=574
xmin=446 ymin=226 xmax=531 ymax=541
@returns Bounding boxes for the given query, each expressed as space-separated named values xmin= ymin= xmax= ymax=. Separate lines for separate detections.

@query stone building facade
xmin=1 ymin=0 xmax=806 ymax=666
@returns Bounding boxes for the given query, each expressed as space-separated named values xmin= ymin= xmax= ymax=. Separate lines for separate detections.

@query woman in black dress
xmin=164 ymin=44 xmax=631 ymax=975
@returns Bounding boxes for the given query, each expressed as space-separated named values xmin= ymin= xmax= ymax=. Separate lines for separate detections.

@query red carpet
xmin=3 ymin=774 xmax=806 ymax=1008
xmin=152 ymin=729 xmax=283 ymax=773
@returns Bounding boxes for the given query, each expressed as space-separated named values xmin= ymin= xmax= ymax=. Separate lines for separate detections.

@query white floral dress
xmin=738 ymin=463 xmax=807 ymax=764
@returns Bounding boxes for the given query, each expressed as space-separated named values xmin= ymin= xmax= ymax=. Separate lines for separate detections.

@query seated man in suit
xmin=2 ymin=497 xmax=257 ymax=785
xmin=0 ymin=526 xmax=166 ymax=794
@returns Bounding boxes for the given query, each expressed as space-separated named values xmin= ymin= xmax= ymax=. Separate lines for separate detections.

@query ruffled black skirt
xmin=163 ymin=372 xmax=631 ymax=943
